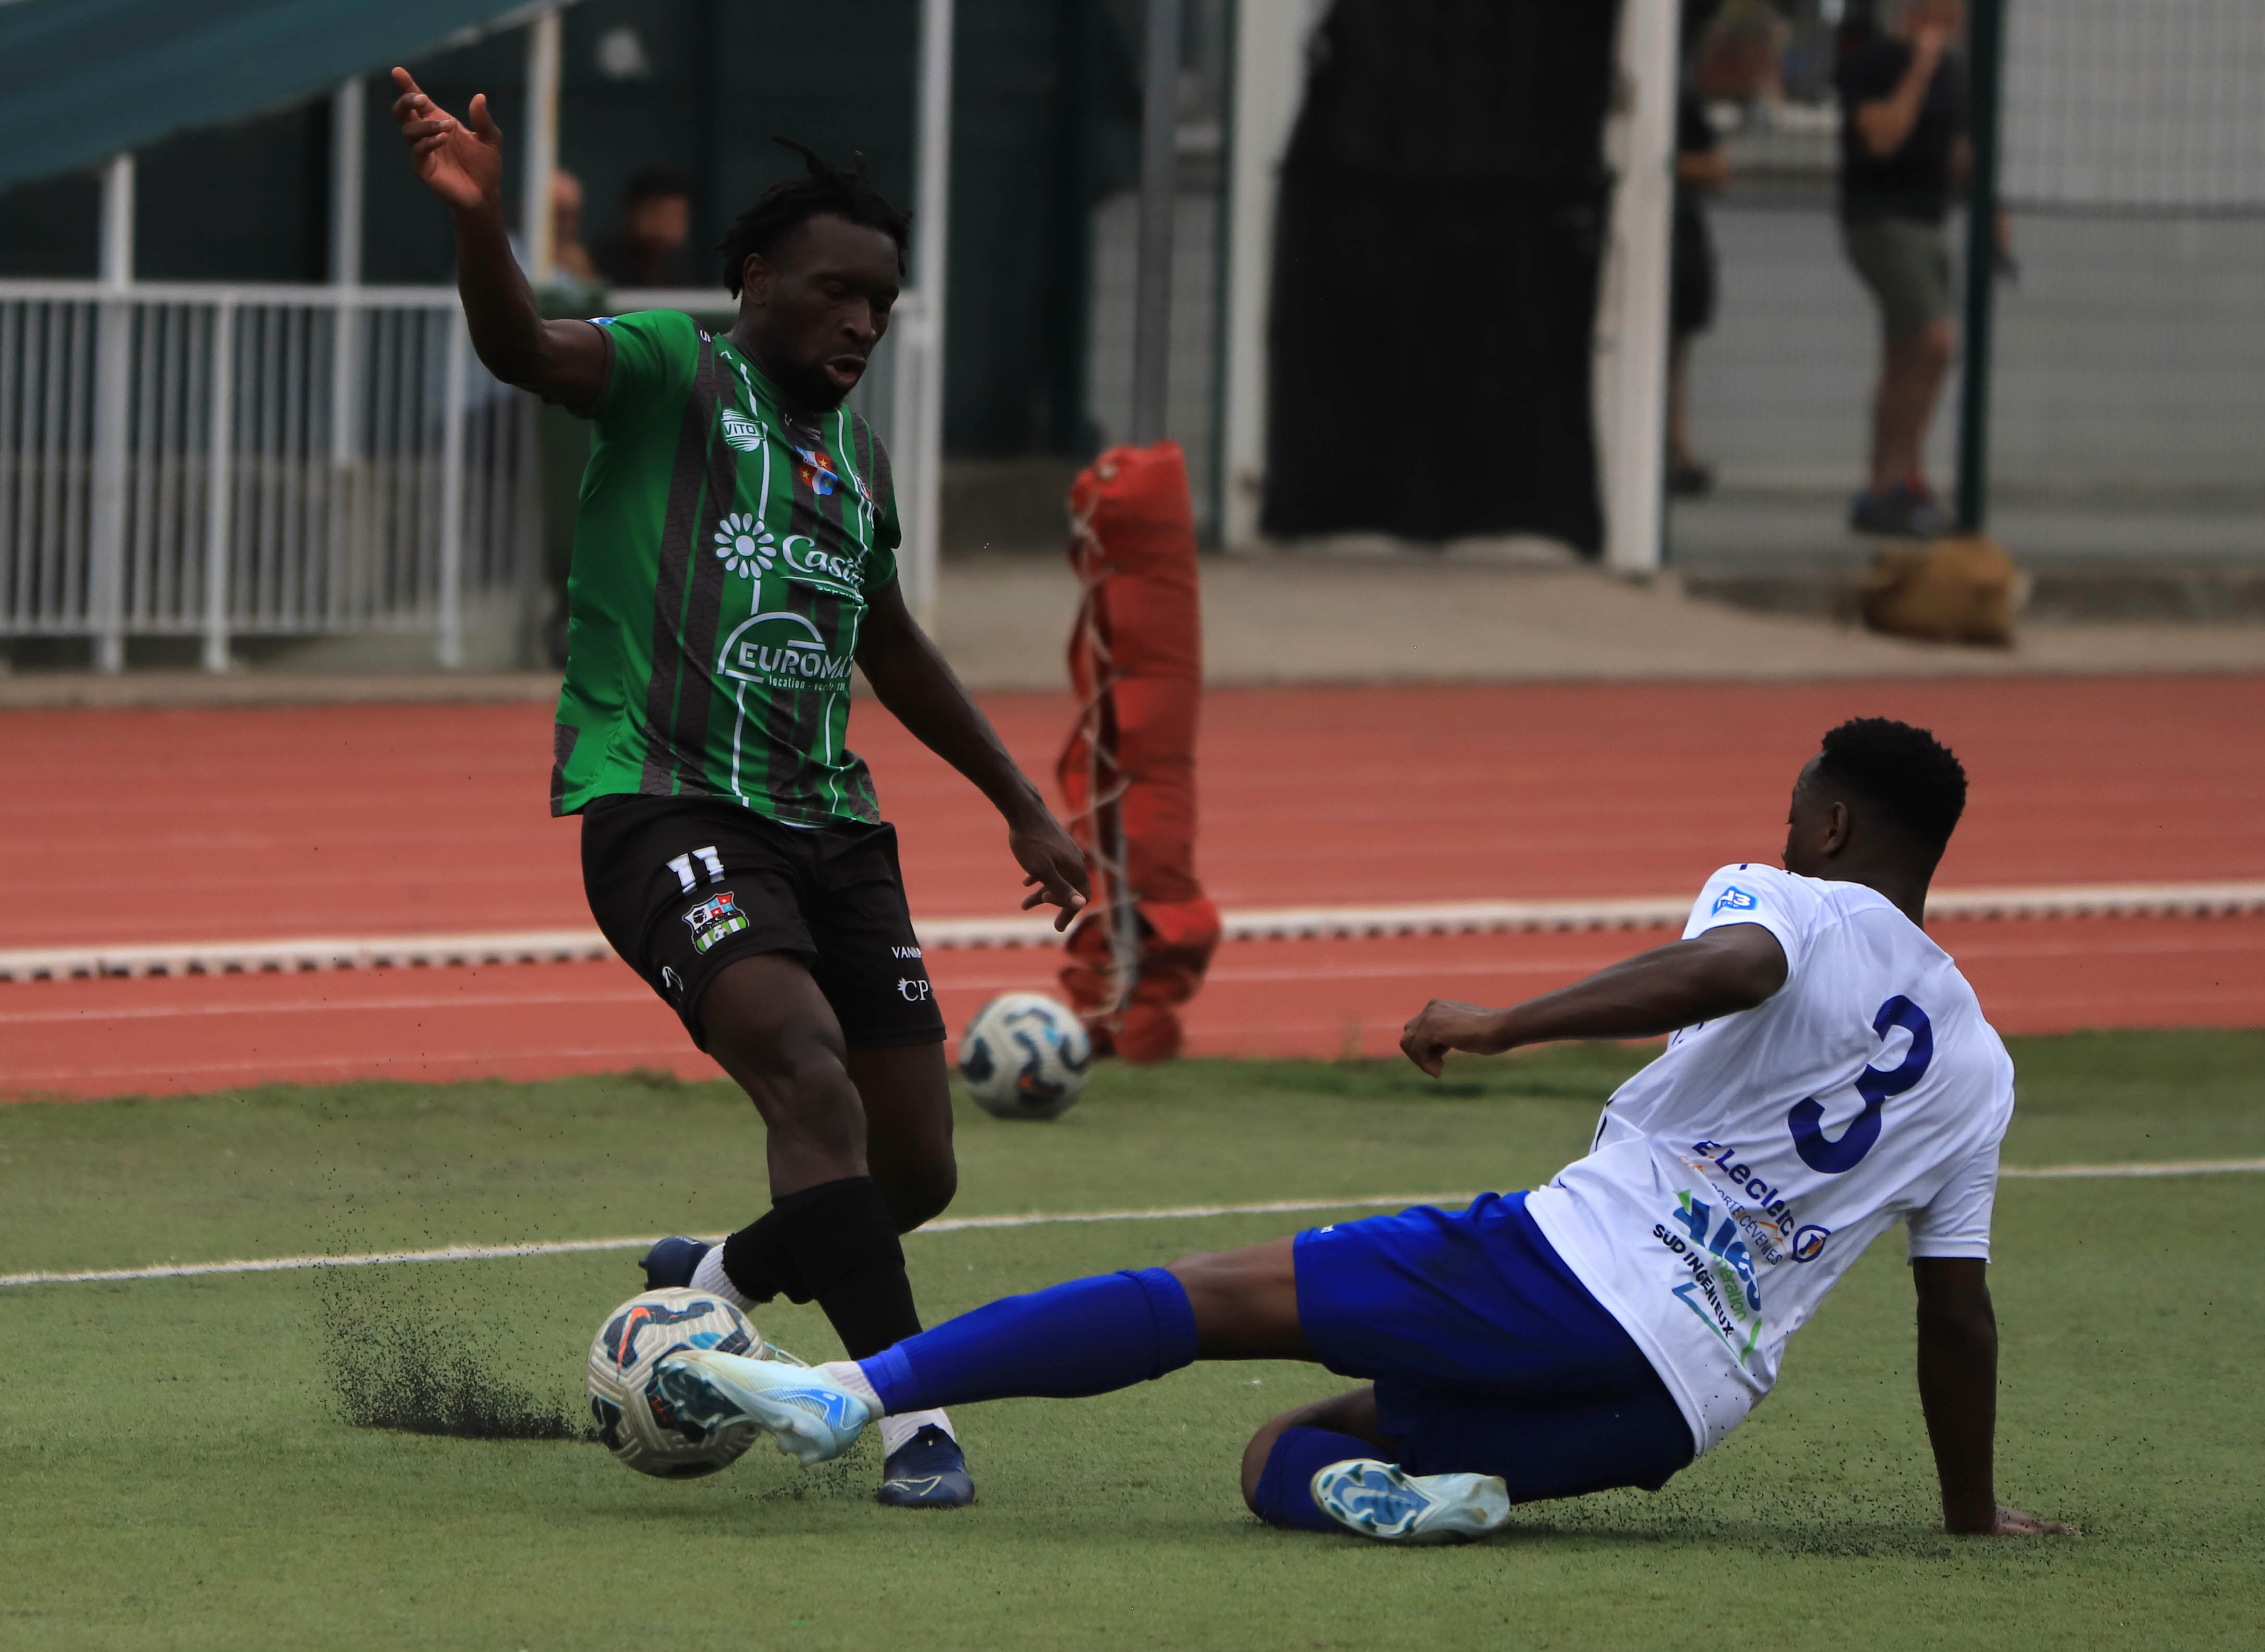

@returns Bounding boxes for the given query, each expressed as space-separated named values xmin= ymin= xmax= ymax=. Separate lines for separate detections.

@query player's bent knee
xmin=874 ymin=1155 xmax=957 ymax=1232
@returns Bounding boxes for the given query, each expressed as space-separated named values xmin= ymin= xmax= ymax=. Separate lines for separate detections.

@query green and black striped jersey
xmin=549 ymin=309 xmax=898 ymax=825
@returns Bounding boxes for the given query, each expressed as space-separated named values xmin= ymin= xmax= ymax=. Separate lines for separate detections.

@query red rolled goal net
xmin=1055 ymin=442 xmax=1221 ymax=1063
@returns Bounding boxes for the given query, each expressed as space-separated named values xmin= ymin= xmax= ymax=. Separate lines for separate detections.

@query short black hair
xmin=622 ymin=166 xmax=692 ymax=207
xmin=715 ymin=138 xmax=911 ymax=295
xmin=1813 ymin=717 xmax=1969 ymax=853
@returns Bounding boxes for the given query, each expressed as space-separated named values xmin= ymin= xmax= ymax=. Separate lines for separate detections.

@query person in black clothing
xmin=1668 ymin=85 xmax=1728 ymax=497
xmin=1837 ymin=0 xmax=1969 ymax=537
xmin=593 ymin=167 xmax=696 ymax=288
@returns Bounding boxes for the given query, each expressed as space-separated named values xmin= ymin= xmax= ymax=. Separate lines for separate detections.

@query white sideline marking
xmin=1999 ymin=1157 xmax=2265 ymax=1181
xmin=7 ymin=1161 xmax=2263 ymax=1289
xmin=2 ymin=880 xmax=2262 ymax=981
xmin=0 ymin=1193 xmax=1460 ymax=1289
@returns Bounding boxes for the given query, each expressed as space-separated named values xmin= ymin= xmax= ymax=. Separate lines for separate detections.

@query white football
xmin=958 ymin=992 xmax=1093 ymax=1121
xmin=585 ymin=1287 xmax=762 ymax=1477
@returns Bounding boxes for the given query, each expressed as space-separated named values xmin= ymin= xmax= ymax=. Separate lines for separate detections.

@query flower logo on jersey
xmin=713 ymin=513 xmax=777 ymax=579
xmin=1711 ymin=885 xmax=1758 ymax=916
xmin=720 ymin=409 xmax=767 ymax=453
xmin=794 ymin=444 xmax=839 ymax=496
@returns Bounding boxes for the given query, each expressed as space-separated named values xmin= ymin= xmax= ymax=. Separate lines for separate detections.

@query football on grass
xmin=585 ymin=1287 xmax=762 ymax=1477
xmin=958 ymin=992 xmax=1093 ymax=1120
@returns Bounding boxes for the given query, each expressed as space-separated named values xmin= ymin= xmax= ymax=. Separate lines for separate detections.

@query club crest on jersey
xmin=1711 ymin=885 xmax=1758 ymax=915
xmin=681 ymin=892 xmax=749 ymax=954
xmin=720 ymin=409 xmax=767 ymax=453
xmin=713 ymin=513 xmax=778 ymax=579
xmin=717 ymin=610 xmax=855 ymax=690
xmin=794 ymin=444 xmax=839 ymax=496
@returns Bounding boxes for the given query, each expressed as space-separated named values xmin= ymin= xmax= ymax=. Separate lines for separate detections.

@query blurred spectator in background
xmin=550 ymin=170 xmax=599 ymax=287
xmin=1838 ymin=0 xmax=1967 ymax=537
xmin=594 ymin=167 xmax=695 ymax=288
xmin=1693 ymin=0 xmax=1791 ymax=108
xmin=1668 ymin=86 xmax=1727 ymax=497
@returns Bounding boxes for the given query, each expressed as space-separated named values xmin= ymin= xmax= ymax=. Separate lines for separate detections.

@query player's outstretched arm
xmin=855 ymin=579 xmax=1090 ymax=929
xmin=1912 ymin=1258 xmax=2074 ymax=1537
xmin=1399 ymin=924 xmax=1788 ymax=1076
xmin=387 ymin=68 xmax=607 ymax=408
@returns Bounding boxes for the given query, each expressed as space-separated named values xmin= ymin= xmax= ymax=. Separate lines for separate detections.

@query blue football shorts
xmin=1293 ymin=1191 xmax=1696 ymax=1503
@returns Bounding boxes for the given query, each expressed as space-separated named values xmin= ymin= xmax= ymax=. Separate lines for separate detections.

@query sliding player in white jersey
xmin=646 ymin=719 xmax=2072 ymax=1542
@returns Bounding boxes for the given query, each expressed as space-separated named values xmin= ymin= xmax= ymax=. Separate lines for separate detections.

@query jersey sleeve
xmin=1906 ymin=1138 xmax=2000 ymax=1260
xmin=1682 ymin=864 xmax=1820 ymax=977
xmin=591 ymin=310 xmax=698 ymax=431
xmin=864 ymin=426 xmax=903 ymax=580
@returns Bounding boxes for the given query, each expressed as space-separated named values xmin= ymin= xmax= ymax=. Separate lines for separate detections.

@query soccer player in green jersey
xmin=392 ymin=70 xmax=1090 ymax=1508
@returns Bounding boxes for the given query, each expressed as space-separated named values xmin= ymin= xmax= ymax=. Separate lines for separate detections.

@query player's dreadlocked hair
xmin=1814 ymin=718 xmax=1969 ymax=854
xmin=715 ymin=138 xmax=911 ymax=295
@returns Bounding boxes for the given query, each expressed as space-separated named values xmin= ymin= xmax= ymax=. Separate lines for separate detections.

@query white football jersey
xmin=1524 ymin=863 xmax=2014 ymax=1453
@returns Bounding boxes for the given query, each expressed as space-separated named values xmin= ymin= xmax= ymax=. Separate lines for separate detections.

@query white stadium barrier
xmin=1 ymin=881 xmax=2258 ymax=983
xmin=0 ymin=280 xmax=928 ymax=669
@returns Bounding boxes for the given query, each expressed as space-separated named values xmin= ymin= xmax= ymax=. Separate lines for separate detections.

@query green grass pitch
xmin=4 ymin=1032 xmax=2261 ymax=1651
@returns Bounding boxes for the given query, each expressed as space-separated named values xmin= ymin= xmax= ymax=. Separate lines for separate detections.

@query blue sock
xmin=858 ymin=1268 xmax=1198 ymax=1414
xmin=1251 ymin=1426 xmax=1377 ymax=1533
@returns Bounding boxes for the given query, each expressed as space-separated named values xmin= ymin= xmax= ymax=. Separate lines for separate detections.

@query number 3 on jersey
xmin=1787 ymin=995 xmax=1934 ymax=1174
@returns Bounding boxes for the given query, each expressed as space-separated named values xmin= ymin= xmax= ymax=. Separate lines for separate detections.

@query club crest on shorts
xmin=681 ymin=891 xmax=749 ymax=955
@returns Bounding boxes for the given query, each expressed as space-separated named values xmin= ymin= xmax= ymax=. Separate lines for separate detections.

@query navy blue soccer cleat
xmin=876 ymin=1424 xmax=975 ymax=1509
xmin=639 ymin=1235 xmax=711 ymax=1291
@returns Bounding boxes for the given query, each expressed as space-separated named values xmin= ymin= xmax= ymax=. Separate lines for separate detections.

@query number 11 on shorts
xmin=666 ymin=846 xmax=727 ymax=893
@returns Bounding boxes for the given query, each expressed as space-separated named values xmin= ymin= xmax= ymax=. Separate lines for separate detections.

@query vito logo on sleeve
xmin=720 ymin=409 xmax=767 ymax=453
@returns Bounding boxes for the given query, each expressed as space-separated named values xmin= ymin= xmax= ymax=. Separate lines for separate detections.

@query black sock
xmin=719 ymin=1176 xmax=923 ymax=1359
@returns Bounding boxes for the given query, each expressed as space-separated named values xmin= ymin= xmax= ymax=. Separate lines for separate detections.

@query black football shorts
xmin=580 ymin=795 xmax=944 ymax=1052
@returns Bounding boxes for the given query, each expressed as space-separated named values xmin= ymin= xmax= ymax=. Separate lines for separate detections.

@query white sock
xmin=821 ymin=1359 xmax=881 ymax=1407
xmin=878 ymin=1408 xmax=954 ymax=1456
xmin=819 ymin=1361 xmax=954 ymax=1455
xmin=689 ymin=1245 xmax=749 ymax=1310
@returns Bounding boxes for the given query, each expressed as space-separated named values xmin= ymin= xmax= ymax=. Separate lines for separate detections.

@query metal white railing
xmin=0 ymin=279 xmax=934 ymax=671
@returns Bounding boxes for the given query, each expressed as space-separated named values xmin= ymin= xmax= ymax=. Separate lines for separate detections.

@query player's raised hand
xmin=1400 ymin=999 xmax=1505 ymax=1077
xmin=390 ymin=68 xmax=503 ymax=214
xmin=1010 ymin=813 xmax=1092 ymax=932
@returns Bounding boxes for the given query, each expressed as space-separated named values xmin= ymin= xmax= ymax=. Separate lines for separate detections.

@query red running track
xmin=4 ymin=675 xmax=2262 ymax=1097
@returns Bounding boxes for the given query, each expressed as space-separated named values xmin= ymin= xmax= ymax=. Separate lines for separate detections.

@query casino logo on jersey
xmin=713 ymin=513 xmax=778 ymax=579
xmin=681 ymin=892 xmax=749 ymax=955
xmin=716 ymin=610 xmax=854 ymax=691
xmin=720 ymin=409 xmax=767 ymax=453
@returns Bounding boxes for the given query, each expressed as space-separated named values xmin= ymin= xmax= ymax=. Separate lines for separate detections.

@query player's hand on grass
xmin=391 ymin=68 xmax=504 ymax=215
xmin=1010 ymin=811 xmax=1091 ymax=932
xmin=1401 ymin=1000 xmax=1506 ymax=1077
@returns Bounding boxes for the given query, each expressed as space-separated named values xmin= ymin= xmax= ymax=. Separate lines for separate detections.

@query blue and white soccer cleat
xmin=876 ymin=1423 xmax=975 ymax=1509
xmin=1310 ymin=1460 xmax=1512 ymax=1544
xmin=650 ymin=1348 xmax=872 ymax=1467
xmin=638 ymin=1235 xmax=711 ymax=1290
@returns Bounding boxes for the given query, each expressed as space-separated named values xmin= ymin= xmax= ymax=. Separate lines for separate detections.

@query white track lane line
xmin=8 ymin=1161 xmax=2263 ymax=1289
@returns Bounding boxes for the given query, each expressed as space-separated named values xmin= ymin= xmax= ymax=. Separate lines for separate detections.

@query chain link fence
xmin=1667 ymin=0 xmax=2265 ymax=616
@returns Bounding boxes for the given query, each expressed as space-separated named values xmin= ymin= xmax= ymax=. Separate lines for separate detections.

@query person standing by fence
xmin=1837 ymin=0 xmax=1968 ymax=538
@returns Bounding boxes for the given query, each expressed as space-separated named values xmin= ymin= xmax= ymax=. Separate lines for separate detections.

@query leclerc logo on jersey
xmin=716 ymin=611 xmax=854 ymax=690
xmin=1711 ymin=885 xmax=1758 ymax=916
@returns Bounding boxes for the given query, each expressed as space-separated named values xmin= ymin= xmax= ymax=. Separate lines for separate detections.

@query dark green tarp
xmin=0 ymin=0 xmax=540 ymax=195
